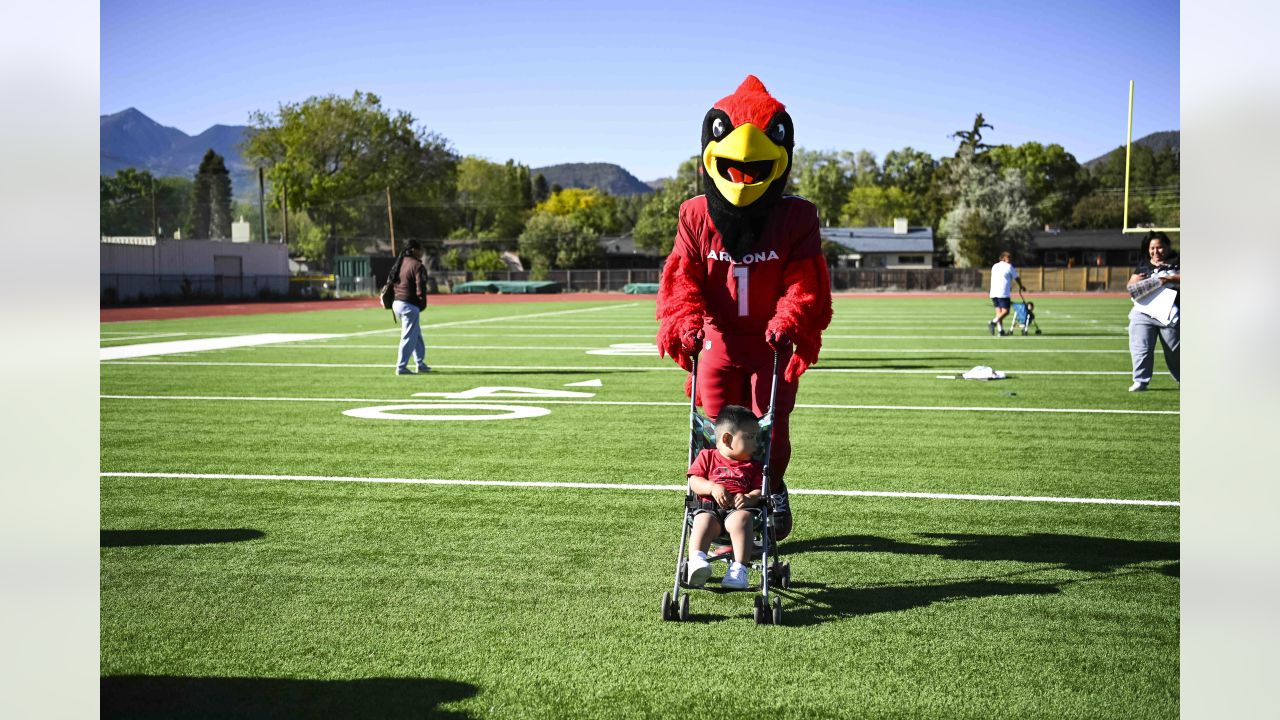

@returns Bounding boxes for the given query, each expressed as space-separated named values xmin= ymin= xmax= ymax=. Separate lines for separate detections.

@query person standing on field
xmin=391 ymin=240 xmax=431 ymax=375
xmin=988 ymin=250 xmax=1025 ymax=336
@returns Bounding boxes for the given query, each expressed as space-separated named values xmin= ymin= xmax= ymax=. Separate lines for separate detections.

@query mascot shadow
xmin=771 ymin=532 xmax=1178 ymax=626
xmin=101 ymin=676 xmax=478 ymax=719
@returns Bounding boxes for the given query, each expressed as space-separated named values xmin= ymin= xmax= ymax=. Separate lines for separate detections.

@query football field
xmin=100 ymin=295 xmax=1179 ymax=718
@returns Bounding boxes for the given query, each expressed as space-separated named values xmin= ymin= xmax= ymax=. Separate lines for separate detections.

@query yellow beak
xmin=702 ymin=123 xmax=789 ymax=207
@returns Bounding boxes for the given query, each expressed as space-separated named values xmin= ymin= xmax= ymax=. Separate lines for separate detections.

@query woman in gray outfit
xmin=1126 ymin=231 xmax=1180 ymax=392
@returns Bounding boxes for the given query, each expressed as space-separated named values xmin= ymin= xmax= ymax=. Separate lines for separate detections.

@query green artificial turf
xmin=101 ymin=296 xmax=1179 ymax=719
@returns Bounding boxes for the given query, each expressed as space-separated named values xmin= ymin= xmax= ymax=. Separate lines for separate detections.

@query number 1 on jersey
xmin=732 ymin=266 xmax=749 ymax=316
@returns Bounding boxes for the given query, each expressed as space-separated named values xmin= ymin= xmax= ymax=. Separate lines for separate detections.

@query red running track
xmin=100 ymin=291 xmax=1127 ymax=323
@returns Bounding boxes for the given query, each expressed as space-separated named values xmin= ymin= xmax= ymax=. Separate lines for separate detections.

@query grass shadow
xmin=762 ymin=532 xmax=1178 ymax=625
xmin=782 ymin=533 xmax=1178 ymax=573
xmin=101 ymin=675 xmax=478 ymax=719
xmin=101 ymin=529 xmax=265 ymax=547
xmin=777 ymin=579 xmax=1060 ymax=626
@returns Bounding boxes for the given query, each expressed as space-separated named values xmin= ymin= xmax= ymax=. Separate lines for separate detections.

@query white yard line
xmin=99 ymin=333 xmax=345 ymax=360
xmin=100 ymin=360 xmax=1163 ymax=377
xmin=269 ymin=343 xmax=1129 ymax=354
xmin=344 ymin=303 xmax=641 ymax=337
xmin=100 ymin=394 xmax=1179 ymax=415
xmin=98 ymin=471 xmax=1179 ymax=507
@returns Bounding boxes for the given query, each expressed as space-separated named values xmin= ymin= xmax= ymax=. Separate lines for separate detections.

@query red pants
xmin=696 ymin=328 xmax=798 ymax=492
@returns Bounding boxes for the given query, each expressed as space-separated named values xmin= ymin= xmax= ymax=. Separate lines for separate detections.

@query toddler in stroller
xmin=661 ymin=351 xmax=791 ymax=625
xmin=685 ymin=405 xmax=765 ymax=590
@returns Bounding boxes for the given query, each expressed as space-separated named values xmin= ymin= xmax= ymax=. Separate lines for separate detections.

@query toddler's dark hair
xmin=715 ymin=405 xmax=760 ymax=434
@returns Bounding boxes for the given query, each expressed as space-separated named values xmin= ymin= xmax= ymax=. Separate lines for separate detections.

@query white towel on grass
xmin=962 ymin=365 xmax=1007 ymax=380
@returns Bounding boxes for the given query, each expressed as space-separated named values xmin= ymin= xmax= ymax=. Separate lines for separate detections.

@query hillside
xmin=1083 ymin=130 xmax=1179 ymax=171
xmin=531 ymin=162 xmax=653 ymax=196
xmin=101 ymin=108 xmax=256 ymax=195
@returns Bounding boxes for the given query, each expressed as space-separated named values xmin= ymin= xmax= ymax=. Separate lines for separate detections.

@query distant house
xmin=1030 ymin=227 xmax=1147 ymax=267
xmin=600 ymin=233 xmax=663 ymax=269
xmin=820 ymin=219 xmax=934 ymax=268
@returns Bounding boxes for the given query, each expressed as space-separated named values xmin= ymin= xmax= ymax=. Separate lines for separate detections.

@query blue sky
xmin=101 ymin=0 xmax=1179 ymax=181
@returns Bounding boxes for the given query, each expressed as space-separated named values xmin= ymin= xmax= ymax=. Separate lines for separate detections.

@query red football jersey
xmin=671 ymin=195 xmax=823 ymax=337
xmin=688 ymin=448 xmax=764 ymax=500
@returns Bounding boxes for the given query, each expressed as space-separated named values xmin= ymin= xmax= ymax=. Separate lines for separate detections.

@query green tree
xmin=632 ymin=157 xmax=699 ymax=254
xmin=534 ymin=187 xmax=618 ymax=234
xmin=988 ymin=142 xmax=1087 ymax=226
xmin=466 ymin=248 xmax=509 ymax=280
xmin=1070 ymin=192 xmax=1151 ymax=229
xmin=100 ymin=169 xmax=192 ymax=237
xmin=518 ymin=213 xmax=601 ymax=269
xmin=939 ymin=119 xmax=1035 ymax=267
xmin=243 ymin=91 xmax=457 ymax=267
xmin=789 ymin=149 xmax=854 ymax=226
xmin=880 ymin=146 xmax=946 ymax=250
xmin=839 ymin=185 xmax=916 ymax=226
xmin=532 ymin=173 xmax=551 ymax=204
xmin=455 ymin=156 xmax=533 ymax=239
xmin=190 ymin=149 xmax=233 ymax=239
xmin=1086 ymin=145 xmax=1178 ymax=228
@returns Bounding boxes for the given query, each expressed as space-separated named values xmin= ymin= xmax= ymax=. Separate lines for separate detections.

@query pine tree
xmin=190 ymin=149 xmax=233 ymax=239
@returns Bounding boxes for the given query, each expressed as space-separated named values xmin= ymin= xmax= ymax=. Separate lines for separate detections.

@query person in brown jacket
xmin=391 ymin=240 xmax=430 ymax=375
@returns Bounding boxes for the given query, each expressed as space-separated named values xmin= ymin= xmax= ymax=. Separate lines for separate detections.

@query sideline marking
xmin=100 ymin=333 xmax=342 ymax=360
xmin=99 ymin=471 xmax=1180 ymax=507
xmin=100 ymin=394 xmax=1179 ymax=415
xmin=99 ymin=332 xmax=189 ymax=343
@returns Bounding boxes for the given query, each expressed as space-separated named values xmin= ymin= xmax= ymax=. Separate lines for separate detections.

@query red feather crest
xmin=713 ymin=75 xmax=786 ymax=129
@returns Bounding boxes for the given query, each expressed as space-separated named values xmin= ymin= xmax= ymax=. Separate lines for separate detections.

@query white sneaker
xmin=722 ymin=562 xmax=748 ymax=590
xmin=686 ymin=555 xmax=711 ymax=587
xmin=1128 ymin=382 xmax=1147 ymax=392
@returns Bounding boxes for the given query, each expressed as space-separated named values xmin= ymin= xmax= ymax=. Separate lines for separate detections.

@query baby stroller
xmin=1011 ymin=290 xmax=1041 ymax=336
xmin=661 ymin=349 xmax=791 ymax=625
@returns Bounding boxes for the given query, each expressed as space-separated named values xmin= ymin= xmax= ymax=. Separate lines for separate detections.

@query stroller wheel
xmin=1035 ymin=328 xmax=1042 ymax=335
xmin=780 ymin=562 xmax=791 ymax=589
xmin=1021 ymin=328 xmax=1028 ymax=336
xmin=753 ymin=594 xmax=767 ymax=625
xmin=678 ymin=593 xmax=690 ymax=621
xmin=771 ymin=596 xmax=783 ymax=625
xmin=661 ymin=591 xmax=673 ymax=622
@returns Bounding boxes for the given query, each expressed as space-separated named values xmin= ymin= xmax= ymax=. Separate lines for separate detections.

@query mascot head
xmin=700 ymin=75 xmax=795 ymax=260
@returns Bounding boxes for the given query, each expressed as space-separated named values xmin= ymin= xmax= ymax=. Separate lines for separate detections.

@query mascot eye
xmin=769 ymin=122 xmax=787 ymax=143
xmin=711 ymin=117 xmax=727 ymax=139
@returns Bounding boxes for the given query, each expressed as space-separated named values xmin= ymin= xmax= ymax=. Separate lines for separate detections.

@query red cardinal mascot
xmin=656 ymin=75 xmax=833 ymax=541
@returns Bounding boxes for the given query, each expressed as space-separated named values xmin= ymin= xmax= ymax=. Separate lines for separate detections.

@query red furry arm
xmin=767 ymin=253 xmax=833 ymax=381
xmin=656 ymin=212 xmax=707 ymax=374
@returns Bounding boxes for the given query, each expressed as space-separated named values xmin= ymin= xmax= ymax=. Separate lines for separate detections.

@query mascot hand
xmin=765 ymin=328 xmax=791 ymax=350
xmin=680 ymin=328 xmax=705 ymax=354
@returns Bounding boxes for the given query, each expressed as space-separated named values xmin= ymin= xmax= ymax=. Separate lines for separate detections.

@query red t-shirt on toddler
xmin=688 ymin=448 xmax=764 ymax=502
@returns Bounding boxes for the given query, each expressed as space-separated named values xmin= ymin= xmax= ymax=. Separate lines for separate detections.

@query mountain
xmin=1083 ymin=130 xmax=1179 ymax=171
xmin=531 ymin=162 xmax=653 ymax=196
xmin=101 ymin=108 xmax=256 ymax=195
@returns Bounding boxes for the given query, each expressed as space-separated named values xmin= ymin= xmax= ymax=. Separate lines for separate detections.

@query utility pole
xmin=282 ymin=184 xmax=289 ymax=247
xmin=386 ymin=186 xmax=396 ymax=255
xmin=258 ymin=168 xmax=268 ymax=243
xmin=150 ymin=175 xmax=158 ymax=238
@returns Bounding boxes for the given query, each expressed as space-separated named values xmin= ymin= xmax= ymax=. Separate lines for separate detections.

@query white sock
xmin=694 ymin=551 xmax=707 ymax=561
xmin=730 ymin=561 xmax=745 ymax=571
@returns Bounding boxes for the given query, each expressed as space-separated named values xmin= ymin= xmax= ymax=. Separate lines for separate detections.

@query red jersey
xmin=687 ymin=448 xmax=764 ymax=500
xmin=671 ymin=195 xmax=822 ymax=337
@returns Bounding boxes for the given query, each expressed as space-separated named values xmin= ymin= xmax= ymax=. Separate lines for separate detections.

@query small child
xmin=685 ymin=405 xmax=765 ymax=590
